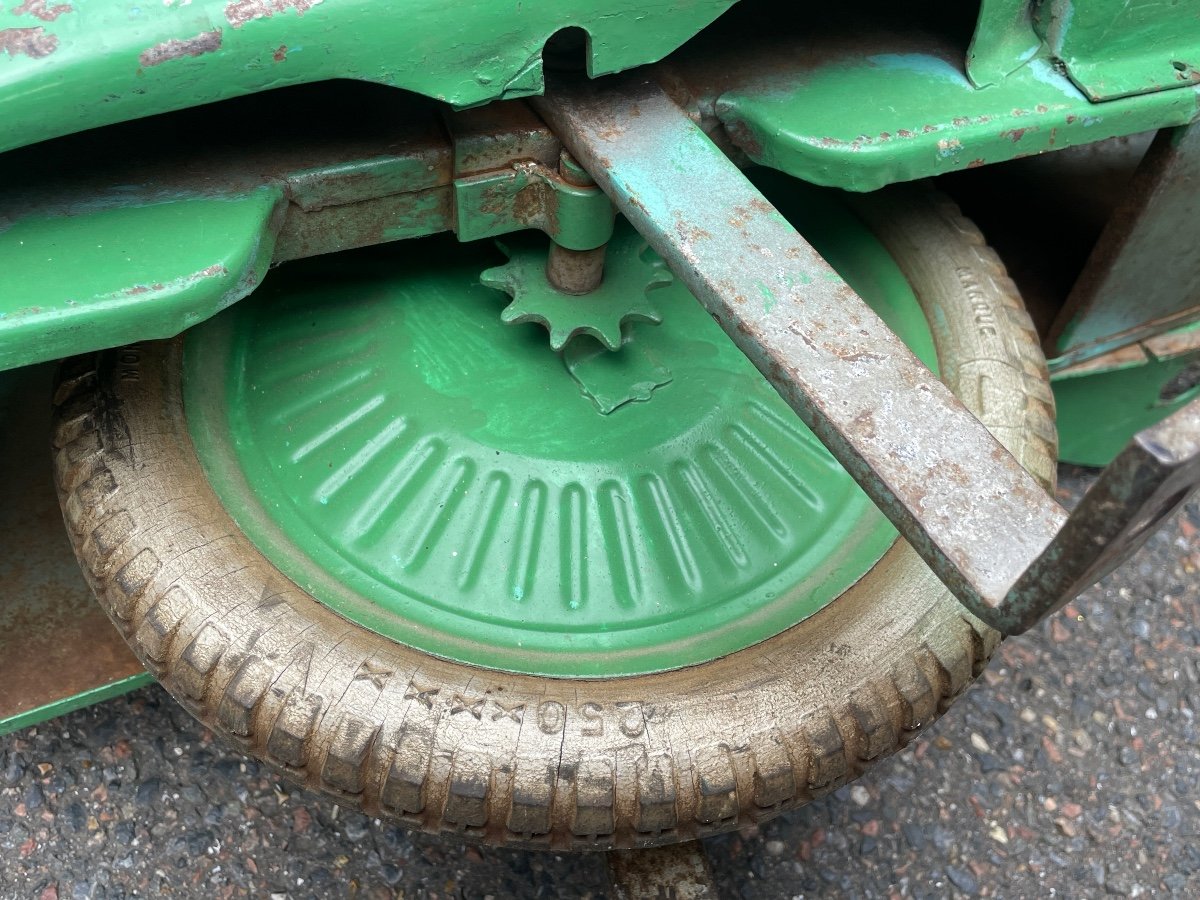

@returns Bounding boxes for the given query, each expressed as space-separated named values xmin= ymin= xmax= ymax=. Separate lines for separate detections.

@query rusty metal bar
xmin=1049 ymin=122 xmax=1200 ymax=367
xmin=535 ymin=77 xmax=1200 ymax=635
xmin=1003 ymin=397 xmax=1200 ymax=632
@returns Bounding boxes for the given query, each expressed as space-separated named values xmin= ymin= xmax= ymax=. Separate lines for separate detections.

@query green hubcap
xmin=184 ymin=177 xmax=936 ymax=677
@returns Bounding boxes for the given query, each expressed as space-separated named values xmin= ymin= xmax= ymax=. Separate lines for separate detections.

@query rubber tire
xmin=51 ymin=185 xmax=1056 ymax=851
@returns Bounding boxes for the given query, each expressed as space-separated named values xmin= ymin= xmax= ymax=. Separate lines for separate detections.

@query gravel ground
xmin=1 ymin=465 xmax=1197 ymax=900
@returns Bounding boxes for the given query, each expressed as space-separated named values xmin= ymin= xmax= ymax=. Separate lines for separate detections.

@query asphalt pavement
xmin=1 ymin=465 xmax=1198 ymax=899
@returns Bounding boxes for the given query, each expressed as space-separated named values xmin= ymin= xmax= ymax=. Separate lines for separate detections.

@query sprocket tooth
xmin=480 ymin=222 xmax=670 ymax=352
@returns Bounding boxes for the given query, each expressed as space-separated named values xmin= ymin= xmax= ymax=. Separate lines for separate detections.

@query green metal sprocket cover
xmin=184 ymin=183 xmax=936 ymax=677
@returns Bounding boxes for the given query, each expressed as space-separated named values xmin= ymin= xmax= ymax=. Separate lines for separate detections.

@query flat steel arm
xmin=534 ymin=77 xmax=1200 ymax=635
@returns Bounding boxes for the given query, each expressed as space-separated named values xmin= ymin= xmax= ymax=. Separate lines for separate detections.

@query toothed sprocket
xmin=481 ymin=220 xmax=673 ymax=351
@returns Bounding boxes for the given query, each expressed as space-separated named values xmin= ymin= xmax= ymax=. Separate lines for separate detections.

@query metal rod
xmin=534 ymin=76 xmax=1200 ymax=634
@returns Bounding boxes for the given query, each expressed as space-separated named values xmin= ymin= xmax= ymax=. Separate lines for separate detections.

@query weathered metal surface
xmin=0 ymin=88 xmax=608 ymax=371
xmin=1037 ymin=0 xmax=1200 ymax=101
xmin=1054 ymin=323 xmax=1200 ymax=467
xmin=1003 ymin=397 xmax=1200 ymax=633
xmin=662 ymin=27 xmax=1200 ymax=192
xmin=967 ymin=0 xmax=1041 ymax=88
xmin=453 ymin=161 xmax=616 ymax=250
xmin=0 ymin=84 xmax=450 ymax=371
xmin=0 ymin=364 xmax=151 ymax=736
xmin=535 ymin=78 xmax=1066 ymax=620
xmin=1050 ymin=123 xmax=1200 ymax=366
xmin=545 ymin=151 xmax=609 ymax=295
xmin=272 ymin=187 xmax=453 ymax=262
xmin=445 ymin=101 xmax=561 ymax=177
xmin=0 ymin=0 xmax=735 ymax=154
xmin=536 ymin=77 xmax=1200 ymax=634
xmin=607 ymin=842 xmax=718 ymax=899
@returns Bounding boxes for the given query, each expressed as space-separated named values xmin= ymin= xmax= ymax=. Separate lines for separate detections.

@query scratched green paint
xmin=0 ymin=0 xmax=733 ymax=154
xmin=719 ymin=50 xmax=1199 ymax=192
xmin=967 ymin=0 xmax=1041 ymax=87
xmin=1038 ymin=0 xmax=1200 ymax=101
xmin=0 ymin=189 xmax=281 ymax=371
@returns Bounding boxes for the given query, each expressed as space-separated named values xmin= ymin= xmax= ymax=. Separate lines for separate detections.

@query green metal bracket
xmin=0 ymin=188 xmax=283 ymax=372
xmin=0 ymin=673 xmax=154 ymax=738
xmin=968 ymin=0 xmax=1042 ymax=88
xmin=1054 ymin=323 xmax=1200 ymax=467
xmin=1037 ymin=0 xmax=1200 ymax=101
xmin=453 ymin=161 xmax=615 ymax=250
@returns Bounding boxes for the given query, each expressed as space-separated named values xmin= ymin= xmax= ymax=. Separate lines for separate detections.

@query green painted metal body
xmin=967 ymin=0 xmax=1041 ymax=87
xmin=0 ymin=0 xmax=733 ymax=153
xmin=1037 ymin=0 xmax=1200 ymax=101
xmin=3 ymin=0 xmax=1200 ymax=717
xmin=1054 ymin=323 xmax=1200 ymax=467
xmin=711 ymin=47 xmax=1198 ymax=192
xmin=3 ymin=6 xmax=1200 ymax=368
xmin=182 ymin=184 xmax=937 ymax=676
xmin=0 ymin=673 xmax=153 ymax=738
xmin=0 ymin=190 xmax=282 ymax=371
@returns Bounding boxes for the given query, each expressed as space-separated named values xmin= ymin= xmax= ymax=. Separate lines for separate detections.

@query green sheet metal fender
xmin=0 ymin=0 xmax=734 ymax=153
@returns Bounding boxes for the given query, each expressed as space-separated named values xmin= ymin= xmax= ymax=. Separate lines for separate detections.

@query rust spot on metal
xmin=272 ymin=43 xmax=287 ymax=61
xmin=0 ymin=24 xmax=56 ymax=57
xmin=673 ymin=217 xmax=712 ymax=245
xmin=225 ymin=0 xmax=323 ymax=29
xmin=139 ymin=29 xmax=222 ymax=67
xmin=722 ymin=119 xmax=763 ymax=158
xmin=0 ymin=367 xmax=145 ymax=722
xmin=839 ymin=350 xmax=885 ymax=364
xmin=967 ymin=158 xmax=986 ymax=168
xmin=11 ymin=0 xmax=72 ymax=21
xmin=510 ymin=182 xmax=544 ymax=226
xmin=1001 ymin=127 xmax=1030 ymax=143
xmin=853 ymin=409 xmax=876 ymax=439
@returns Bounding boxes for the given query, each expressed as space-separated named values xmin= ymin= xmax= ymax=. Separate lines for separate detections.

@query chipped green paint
xmin=0 ymin=188 xmax=282 ymax=371
xmin=1037 ymin=0 xmax=1200 ymax=101
xmin=0 ymin=0 xmax=733 ymax=153
xmin=453 ymin=162 xmax=615 ymax=250
xmin=717 ymin=50 xmax=1199 ymax=192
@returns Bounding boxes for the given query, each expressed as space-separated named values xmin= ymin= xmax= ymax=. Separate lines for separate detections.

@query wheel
xmin=51 ymin=177 xmax=1056 ymax=850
